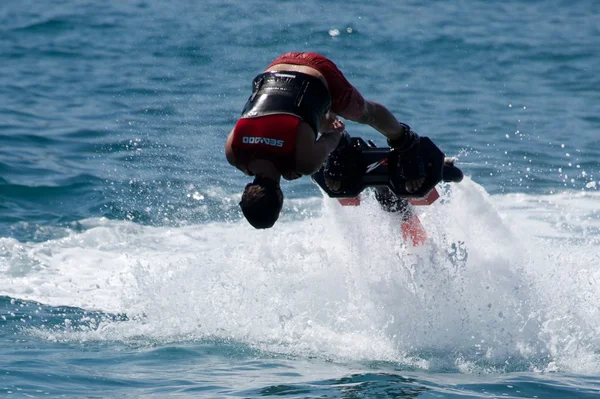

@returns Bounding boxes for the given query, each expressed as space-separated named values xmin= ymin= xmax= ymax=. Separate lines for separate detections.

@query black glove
xmin=387 ymin=123 xmax=425 ymax=181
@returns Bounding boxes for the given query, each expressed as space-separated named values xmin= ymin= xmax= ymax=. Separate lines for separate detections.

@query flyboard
xmin=312 ymin=134 xmax=463 ymax=246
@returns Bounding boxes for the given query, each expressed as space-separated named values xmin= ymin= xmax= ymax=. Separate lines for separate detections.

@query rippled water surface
xmin=2 ymin=0 xmax=600 ymax=397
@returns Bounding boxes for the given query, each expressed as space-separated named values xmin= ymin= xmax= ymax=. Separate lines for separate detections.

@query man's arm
xmin=225 ymin=128 xmax=237 ymax=166
xmin=353 ymin=100 xmax=407 ymax=142
xmin=225 ymin=128 xmax=251 ymax=175
xmin=352 ymin=100 xmax=425 ymax=192
xmin=295 ymin=120 xmax=344 ymax=175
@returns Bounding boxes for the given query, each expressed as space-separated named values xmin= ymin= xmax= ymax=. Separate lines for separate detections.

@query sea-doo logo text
xmin=242 ymin=136 xmax=284 ymax=148
xmin=365 ymin=159 xmax=388 ymax=174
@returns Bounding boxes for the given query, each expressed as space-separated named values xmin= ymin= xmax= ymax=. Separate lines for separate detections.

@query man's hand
xmin=320 ymin=113 xmax=345 ymax=134
xmin=321 ymin=118 xmax=345 ymax=135
xmin=406 ymin=177 xmax=425 ymax=193
xmin=282 ymin=170 xmax=302 ymax=180
xmin=387 ymin=126 xmax=426 ymax=193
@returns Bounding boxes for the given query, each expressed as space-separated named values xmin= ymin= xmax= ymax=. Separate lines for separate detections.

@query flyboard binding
xmin=311 ymin=134 xmax=463 ymax=246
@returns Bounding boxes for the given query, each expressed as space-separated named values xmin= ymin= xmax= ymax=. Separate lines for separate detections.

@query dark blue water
xmin=2 ymin=0 xmax=600 ymax=397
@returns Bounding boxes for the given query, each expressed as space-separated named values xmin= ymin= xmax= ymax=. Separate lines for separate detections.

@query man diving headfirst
xmin=225 ymin=52 xmax=435 ymax=229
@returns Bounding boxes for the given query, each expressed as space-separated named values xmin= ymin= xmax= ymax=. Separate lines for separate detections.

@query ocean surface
xmin=1 ymin=0 xmax=600 ymax=397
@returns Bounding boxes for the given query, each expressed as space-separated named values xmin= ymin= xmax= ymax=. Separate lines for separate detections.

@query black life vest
xmin=241 ymin=71 xmax=331 ymax=134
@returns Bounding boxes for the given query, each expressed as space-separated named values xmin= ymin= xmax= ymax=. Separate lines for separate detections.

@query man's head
xmin=239 ymin=176 xmax=283 ymax=229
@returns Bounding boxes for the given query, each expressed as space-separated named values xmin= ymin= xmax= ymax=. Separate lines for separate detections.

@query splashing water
xmin=2 ymin=178 xmax=600 ymax=374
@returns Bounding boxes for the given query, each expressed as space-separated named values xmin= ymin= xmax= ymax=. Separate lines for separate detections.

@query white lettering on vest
xmin=242 ymin=136 xmax=284 ymax=148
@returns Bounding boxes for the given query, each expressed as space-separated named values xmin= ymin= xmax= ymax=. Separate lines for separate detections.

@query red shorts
xmin=231 ymin=114 xmax=300 ymax=174
xmin=267 ymin=52 xmax=365 ymax=120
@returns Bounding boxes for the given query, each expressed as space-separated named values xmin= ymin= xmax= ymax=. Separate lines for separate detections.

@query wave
xmin=2 ymin=179 xmax=600 ymax=374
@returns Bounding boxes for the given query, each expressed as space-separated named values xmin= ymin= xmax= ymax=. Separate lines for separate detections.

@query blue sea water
xmin=2 ymin=0 xmax=600 ymax=397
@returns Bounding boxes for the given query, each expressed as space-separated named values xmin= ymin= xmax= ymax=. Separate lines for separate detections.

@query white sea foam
xmin=3 ymin=179 xmax=600 ymax=373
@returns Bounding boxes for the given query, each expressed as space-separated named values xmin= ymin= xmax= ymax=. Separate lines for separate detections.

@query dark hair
xmin=239 ymin=176 xmax=283 ymax=229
